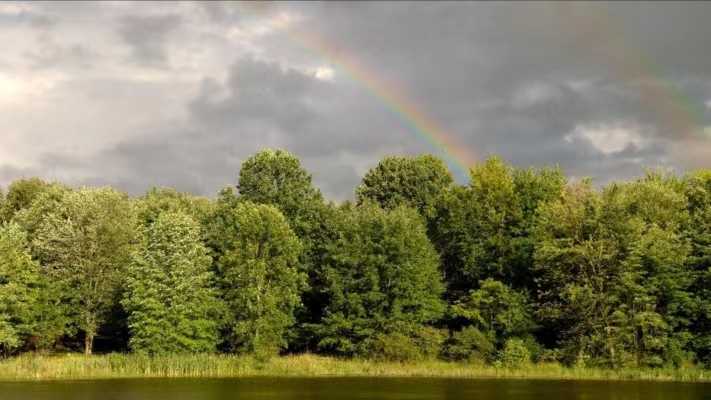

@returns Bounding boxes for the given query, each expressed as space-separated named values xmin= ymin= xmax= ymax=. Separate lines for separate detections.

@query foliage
xmin=209 ymin=199 xmax=304 ymax=358
xmin=122 ymin=212 xmax=222 ymax=354
xmin=135 ymin=187 xmax=215 ymax=229
xmin=33 ymin=187 xmax=138 ymax=354
xmin=497 ymin=338 xmax=532 ymax=368
xmin=316 ymin=203 xmax=445 ymax=357
xmin=3 ymin=150 xmax=711 ymax=372
xmin=2 ymin=178 xmax=55 ymax=222
xmin=451 ymin=278 xmax=534 ymax=347
xmin=237 ymin=149 xmax=324 ymax=235
xmin=428 ymin=157 xmax=565 ymax=302
xmin=236 ymin=149 xmax=332 ymax=350
xmin=533 ymin=176 xmax=692 ymax=368
xmin=445 ymin=326 xmax=496 ymax=363
xmin=355 ymin=154 xmax=454 ymax=214
xmin=0 ymin=223 xmax=40 ymax=352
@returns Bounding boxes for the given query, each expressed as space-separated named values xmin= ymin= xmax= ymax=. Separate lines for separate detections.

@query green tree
xmin=684 ymin=170 xmax=711 ymax=365
xmin=9 ymin=184 xmax=76 ymax=352
xmin=0 ymin=223 xmax=40 ymax=353
xmin=236 ymin=149 xmax=333 ymax=349
xmin=122 ymin=212 xmax=222 ymax=354
xmin=2 ymin=178 xmax=55 ymax=222
xmin=509 ymin=165 xmax=567 ymax=289
xmin=22 ymin=276 xmax=73 ymax=353
xmin=618 ymin=172 xmax=693 ymax=366
xmin=429 ymin=157 xmax=566 ymax=301
xmin=11 ymin=184 xmax=71 ymax=243
xmin=136 ymin=187 xmax=215 ymax=228
xmin=355 ymin=154 xmax=454 ymax=214
xmin=533 ymin=176 xmax=690 ymax=367
xmin=237 ymin=149 xmax=324 ymax=234
xmin=316 ymin=204 xmax=445 ymax=359
xmin=34 ymin=187 xmax=138 ymax=354
xmin=0 ymin=187 xmax=5 ymax=223
xmin=428 ymin=157 xmax=520 ymax=301
xmin=452 ymin=279 xmax=533 ymax=345
xmin=210 ymin=200 xmax=304 ymax=358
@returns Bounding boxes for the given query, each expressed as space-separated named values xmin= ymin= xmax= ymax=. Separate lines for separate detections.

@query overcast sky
xmin=1 ymin=1 xmax=710 ymax=199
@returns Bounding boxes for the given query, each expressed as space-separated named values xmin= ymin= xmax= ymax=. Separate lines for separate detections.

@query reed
xmin=0 ymin=353 xmax=707 ymax=382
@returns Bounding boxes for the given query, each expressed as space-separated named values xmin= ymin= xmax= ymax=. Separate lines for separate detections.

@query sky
xmin=1 ymin=1 xmax=710 ymax=200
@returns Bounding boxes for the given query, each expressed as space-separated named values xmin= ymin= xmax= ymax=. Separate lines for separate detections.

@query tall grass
xmin=0 ymin=353 xmax=708 ymax=382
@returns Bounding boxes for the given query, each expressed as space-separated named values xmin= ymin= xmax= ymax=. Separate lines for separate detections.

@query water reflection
xmin=2 ymin=378 xmax=710 ymax=400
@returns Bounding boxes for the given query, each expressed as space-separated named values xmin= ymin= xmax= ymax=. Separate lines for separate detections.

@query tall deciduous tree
xmin=533 ymin=179 xmax=627 ymax=366
xmin=136 ymin=187 xmax=215 ymax=228
xmin=684 ymin=170 xmax=711 ymax=365
xmin=355 ymin=154 xmax=454 ymax=214
xmin=34 ymin=187 xmax=138 ymax=354
xmin=236 ymin=149 xmax=332 ymax=348
xmin=533 ymin=175 xmax=691 ymax=367
xmin=429 ymin=157 xmax=520 ymax=301
xmin=9 ymin=184 xmax=75 ymax=351
xmin=210 ymin=200 xmax=304 ymax=358
xmin=12 ymin=184 xmax=71 ymax=243
xmin=2 ymin=178 xmax=55 ymax=222
xmin=0 ymin=223 xmax=40 ymax=353
xmin=0 ymin=188 xmax=5 ymax=223
xmin=123 ymin=212 xmax=222 ymax=354
xmin=429 ymin=157 xmax=565 ymax=302
xmin=317 ymin=203 xmax=445 ymax=358
xmin=237 ymin=149 xmax=324 ymax=234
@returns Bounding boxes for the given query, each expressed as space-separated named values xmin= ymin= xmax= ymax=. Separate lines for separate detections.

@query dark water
xmin=2 ymin=378 xmax=710 ymax=400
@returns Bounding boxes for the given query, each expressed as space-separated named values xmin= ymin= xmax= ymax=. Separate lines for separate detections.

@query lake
xmin=2 ymin=378 xmax=710 ymax=400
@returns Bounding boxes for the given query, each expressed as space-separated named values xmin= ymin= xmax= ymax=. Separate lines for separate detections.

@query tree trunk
xmin=84 ymin=333 xmax=94 ymax=355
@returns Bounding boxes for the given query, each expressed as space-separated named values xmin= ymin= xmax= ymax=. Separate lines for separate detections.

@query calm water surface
xmin=2 ymin=378 xmax=710 ymax=400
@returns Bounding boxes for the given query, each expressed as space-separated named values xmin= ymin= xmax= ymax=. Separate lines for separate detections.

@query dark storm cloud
xmin=2 ymin=1 xmax=711 ymax=200
xmin=277 ymin=1 xmax=711 ymax=177
xmin=60 ymin=58 xmax=396 ymax=199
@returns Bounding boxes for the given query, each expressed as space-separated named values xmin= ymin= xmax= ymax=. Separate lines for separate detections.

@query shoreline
xmin=0 ymin=354 xmax=708 ymax=383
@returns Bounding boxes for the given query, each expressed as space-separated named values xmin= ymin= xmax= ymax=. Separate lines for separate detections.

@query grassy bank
xmin=0 ymin=354 xmax=709 ymax=382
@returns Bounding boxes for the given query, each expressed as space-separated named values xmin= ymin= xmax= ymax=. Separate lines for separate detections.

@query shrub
xmin=497 ymin=338 xmax=531 ymax=368
xmin=413 ymin=326 xmax=448 ymax=360
xmin=521 ymin=335 xmax=544 ymax=362
xmin=366 ymin=332 xmax=422 ymax=362
xmin=444 ymin=327 xmax=495 ymax=363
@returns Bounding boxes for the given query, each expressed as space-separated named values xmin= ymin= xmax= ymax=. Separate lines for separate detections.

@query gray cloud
xmin=119 ymin=14 xmax=181 ymax=64
xmin=1 ymin=1 xmax=710 ymax=200
xmin=76 ymin=57 xmax=411 ymax=199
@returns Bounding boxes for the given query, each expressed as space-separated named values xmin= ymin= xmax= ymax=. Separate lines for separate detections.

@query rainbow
xmin=557 ymin=2 xmax=710 ymax=140
xmin=225 ymin=1 xmax=477 ymax=181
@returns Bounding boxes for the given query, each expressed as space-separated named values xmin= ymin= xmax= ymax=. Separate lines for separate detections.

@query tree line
xmin=2 ymin=149 xmax=711 ymax=369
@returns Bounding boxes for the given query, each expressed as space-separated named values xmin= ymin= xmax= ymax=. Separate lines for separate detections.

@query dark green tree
xmin=355 ymin=154 xmax=454 ymax=214
xmin=316 ymin=203 xmax=445 ymax=359
xmin=237 ymin=149 xmax=324 ymax=234
xmin=236 ymin=149 xmax=334 ymax=350
xmin=684 ymin=170 xmax=711 ymax=365
xmin=533 ymin=176 xmax=690 ymax=368
xmin=429 ymin=157 xmax=566 ymax=302
xmin=209 ymin=199 xmax=304 ymax=358
xmin=452 ymin=279 xmax=534 ymax=344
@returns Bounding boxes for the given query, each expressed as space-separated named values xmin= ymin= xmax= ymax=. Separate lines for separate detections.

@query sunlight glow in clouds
xmin=0 ymin=74 xmax=23 ymax=97
xmin=565 ymin=123 xmax=647 ymax=155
